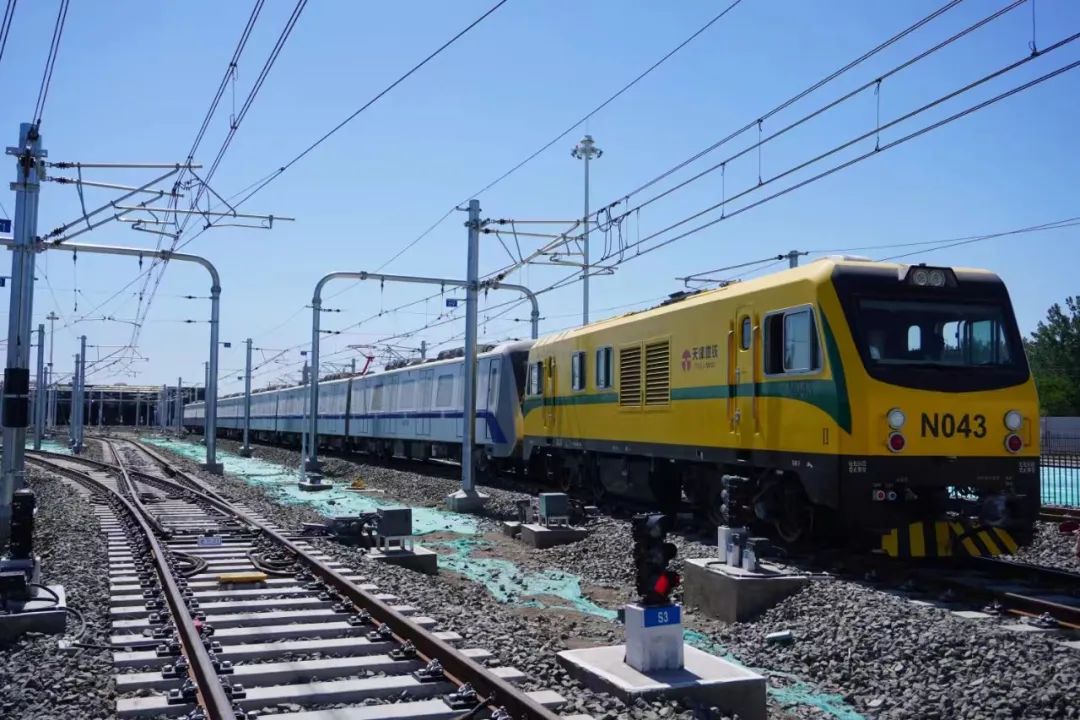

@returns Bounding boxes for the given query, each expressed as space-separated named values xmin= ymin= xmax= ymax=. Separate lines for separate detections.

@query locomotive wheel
xmin=774 ymin=484 xmax=813 ymax=544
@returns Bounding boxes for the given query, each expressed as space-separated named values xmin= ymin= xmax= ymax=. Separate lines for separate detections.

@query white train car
xmin=183 ymin=340 xmax=532 ymax=467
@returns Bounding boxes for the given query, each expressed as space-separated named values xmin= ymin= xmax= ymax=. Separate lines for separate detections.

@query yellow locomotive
xmin=521 ymin=257 xmax=1039 ymax=557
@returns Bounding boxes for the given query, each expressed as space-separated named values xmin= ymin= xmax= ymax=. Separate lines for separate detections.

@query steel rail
xmin=25 ymin=452 xmax=238 ymax=720
xmin=84 ymin=439 xmax=564 ymax=720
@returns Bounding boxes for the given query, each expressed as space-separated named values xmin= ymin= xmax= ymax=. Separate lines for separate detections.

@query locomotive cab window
xmin=527 ymin=361 xmax=544 ymax=396
xmin=764 ymin=307 xmax=821 ymax=375
xmin=596 ymin=346 xmax=613 ymax=388
xmin=740 ymin=317 xmax=752 ymax=350
xmin=571 ymin=351 xmax=586 ymax=391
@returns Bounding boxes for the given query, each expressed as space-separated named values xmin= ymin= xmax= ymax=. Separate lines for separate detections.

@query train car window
xmin=571 ymin=352 xmax=586 ymax=391
xmin=419 ymin=374 xmax=432 ymax=409
xmin=399 ymin=379 xmax=415 ymax=409
xmin=436 ymin=374 xmax=454 ymax=407
xmin=907 ymin=325 xmax=922 ymax=353
xmin=783 ymin=310 xmax=817 ymax=371
xmin=595 ymin=346 xmax=613 ymax=388
xmin=764 ymin=307 xmax=821 ymax=375
xmin=510 ymin=351 xmax=529 ymax=397
xmin=740 ymin=317 xmax=752 ymax=350
xmin=371 ymin=383 xmax=384 ymax=411
xmin=527 ymin=361 xmax=544 ymax=396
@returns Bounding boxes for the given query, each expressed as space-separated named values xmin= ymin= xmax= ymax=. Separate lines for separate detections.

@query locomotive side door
xmin=734 ymin=307 xmax=757 ymax=446
xmin=542 ymin=356 xmax=556 ymax=430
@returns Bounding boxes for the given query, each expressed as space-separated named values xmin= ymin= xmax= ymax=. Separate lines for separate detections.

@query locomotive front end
xmin=831 ymin=262 xmax=1040 ymax=557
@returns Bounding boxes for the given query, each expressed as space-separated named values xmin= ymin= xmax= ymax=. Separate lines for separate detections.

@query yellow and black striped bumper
xmin=880 ymin=521 xmax=1020 ymax=558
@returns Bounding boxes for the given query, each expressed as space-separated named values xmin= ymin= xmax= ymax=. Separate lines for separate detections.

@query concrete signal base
xmin=368 ymin=545 xmax=439 ymax=575
xmin=519 ymin=523 xmax=589 ymax=548
xmin=298 ymin=475 xmax=334 ymax=492
xmin=445 ymin=489 xmax=489 ymax=512
xmin=0 ymin=584 xmax=67 ymax=642
xmin=200 ymin=462 xmax=224 ymax=475
xmin=558 ymin=645 xmax=766 ymax=720
xmin=683 ymin=558 xmax=811 ymax=623
xmin=237 ymin=447 xmax=253 ymax=458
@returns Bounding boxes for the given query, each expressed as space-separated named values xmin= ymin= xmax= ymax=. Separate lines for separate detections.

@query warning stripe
xmin=935 ymin=522 xmax=952 ymax=557
xmin=976 ymin=530 xmax=1002 ymax=556
xmin=993 ymin=527 xmax=1019 ymax=554
xmin=950 ymin=522 xmax=981 ymax=556
xmin=908 ymin=521 xmax=926 ymax=557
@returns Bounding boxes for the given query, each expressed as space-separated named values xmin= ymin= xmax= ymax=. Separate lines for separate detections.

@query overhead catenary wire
xmin=0 ymin=0 xmax=17 ymax=70
xmin=123 ymin=0 xmax=512 ymax=361
xmin=609 ymin=0 xmax=966 ymax=210
xmin=590 ymin=31 xmax=1080 ymax=268
xmin=372 ymin=0 xmax=747 ymax=273
xmin=32 ymin=0 xmax=70 ymax=127
xmin=129 ymin=0 xmax=307 ymax=344
xmin=226 ymin=0 xmax=512 ymax=213
xmin=489 ymin=0 xmax=1030 ymax=283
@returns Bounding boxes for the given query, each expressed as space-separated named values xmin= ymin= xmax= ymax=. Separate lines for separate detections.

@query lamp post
xmin=572 ymin=134 xmax=602 ymax=326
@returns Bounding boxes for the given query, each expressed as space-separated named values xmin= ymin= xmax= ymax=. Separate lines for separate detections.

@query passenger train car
xmin=185 ymin=340 xmax=531 ymax=468
xmin=185 ymin=258 xmax=1040 ymax=557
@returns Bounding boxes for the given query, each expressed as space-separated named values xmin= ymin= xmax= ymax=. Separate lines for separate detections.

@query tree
xmin=1025 ymin=297 xmax=1080 ymax=416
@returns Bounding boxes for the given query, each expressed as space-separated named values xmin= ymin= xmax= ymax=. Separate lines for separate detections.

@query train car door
xmin=417 ymin=370 xmax=432 ymax=436
xmin=734 ymin=308 xmax=757 ymax=446
xmin=542 ymin=356 xmax=556 ymax=430
xmin=482 ymin=361 xmax=499 ymax=441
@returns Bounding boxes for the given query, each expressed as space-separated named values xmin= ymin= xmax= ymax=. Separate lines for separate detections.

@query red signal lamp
xmin=1004 ymin=434 xmax=1023 ymax=453
xmin=650 ymin=570 xmax=680 ymax=602
xmin=887 ymin=432 xmax=906 ymax=452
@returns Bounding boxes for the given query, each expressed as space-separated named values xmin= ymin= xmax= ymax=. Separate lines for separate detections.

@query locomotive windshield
xmin=857 ymin=299 xmax=1020 ymax=368
xmin=849 ymin=295 xmax=1029 ymax=391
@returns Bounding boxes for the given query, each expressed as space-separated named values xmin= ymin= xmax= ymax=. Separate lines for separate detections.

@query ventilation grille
xmin=619 ymin=346 xmax=642 ymax=407
xmin=644 ymin=341 xmax=670 ymax=406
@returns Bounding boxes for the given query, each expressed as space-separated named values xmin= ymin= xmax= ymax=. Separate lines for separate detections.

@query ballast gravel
xmin=152 ymin=435 xmax=1080 ymax=720
xmin=0 ymin=468 xmax=114 ymax=720
xmin=1008 ymin=520 xmax=1080 ymax=571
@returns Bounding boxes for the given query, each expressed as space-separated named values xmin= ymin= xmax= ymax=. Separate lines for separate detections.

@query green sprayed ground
xmin=35 ymin=439 xmax=72 ymax=455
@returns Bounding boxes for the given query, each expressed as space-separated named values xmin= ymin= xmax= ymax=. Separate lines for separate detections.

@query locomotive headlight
xmin=911 ymin=268 xmax=930 ymax=286
xmin=1004 ymin=410 xmax=1023 ymax=431
xmin=887 ymin=408 xmax=906 ymax=430
xmin=928 ymin=269 xmax=946 ymax=287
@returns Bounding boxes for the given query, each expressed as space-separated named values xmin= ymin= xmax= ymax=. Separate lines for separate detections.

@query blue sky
xmin=2 ymin=0 xmax=1078 ymax=392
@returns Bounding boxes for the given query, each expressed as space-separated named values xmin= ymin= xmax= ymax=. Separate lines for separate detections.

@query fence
xmin=1041 ymin=432 xmax=1080 ymax=508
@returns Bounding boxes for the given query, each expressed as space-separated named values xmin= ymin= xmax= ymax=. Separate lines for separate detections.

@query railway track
xmin=1040 ymin=505 xmax=1080 ymax=523
xmin=937 ymin=556 xmax=1080 ymax=629
xmin=27 ymin=440 xmax=584 ymax=720
xmin=845 ymin=553 xmax=1080 ymax=630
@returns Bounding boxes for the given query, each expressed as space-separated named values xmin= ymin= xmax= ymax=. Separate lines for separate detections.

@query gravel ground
xmin=0 ymin=468 xmax=114 ymax=720
xmin=148 ymin=435 xmax=1080 ymax=720
xmin=1007 ymin=520 xmax=1080 ymax=571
